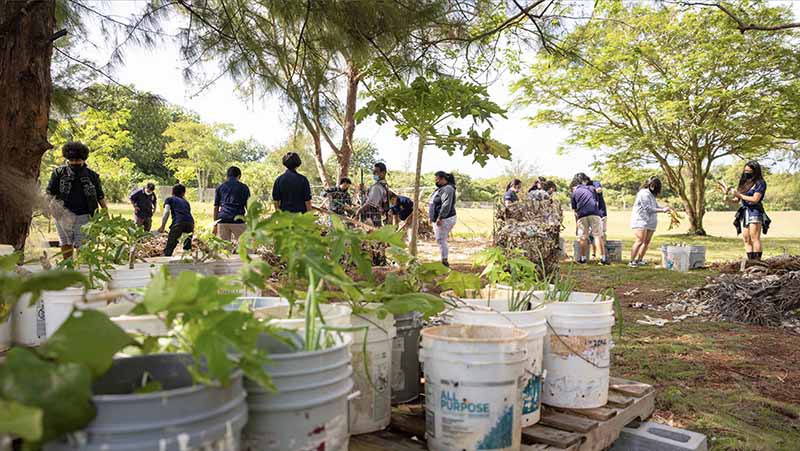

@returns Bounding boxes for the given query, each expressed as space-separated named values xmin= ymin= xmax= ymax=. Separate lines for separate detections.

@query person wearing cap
xmin=45 ymin=141 xmax=108 ymax=259
xmin=214 ymin=166 xmax=251 ymax=241
xmin=129 ymin=182 xmax=157 ymax=231
xmin=272 ymin=152 xmax=312 ymax=213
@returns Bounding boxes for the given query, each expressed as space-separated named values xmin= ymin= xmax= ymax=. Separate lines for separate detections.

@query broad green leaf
xmin=366 ymin=226 xmax=406 ymax=248
xmin=39 ymin=310 xmax=135 ymax=377
xmin=0 ymin=348 xmax=95 ymax=444
xmin=0 ymin=399 xmax=43 ymax=441
xmin=438 ymin=271 xmax=482 ymax=297
xmin=383 ymin=293 xmax=444 ymax=317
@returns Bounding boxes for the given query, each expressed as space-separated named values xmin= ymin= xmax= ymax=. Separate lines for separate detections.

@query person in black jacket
xmin=429 ymin=171 xmax=457 ymax=267
xmin=272 ymin=153 xmax=312 ymax=213
xmin=733 ymin=161 xmax=768 ymax=260
xmin=45 ymin=142 xmax=108 ymax=259
xmin=129 ymin=183 xmax=157 ymax=231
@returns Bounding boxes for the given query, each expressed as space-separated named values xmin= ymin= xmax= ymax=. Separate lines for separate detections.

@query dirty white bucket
xmin=665 ymin=246 xmax=691 ymax=272
xmin=441 ymin=286 xmax=514 ymax=302
xmin=111 ymin=315 xmax=168 ymax=335
xmin=450 ymin=305 xmax=548 ymax=426
xmin=211 ymin=258 xmax=244 ymax=275
xmin=391 ymin=311 xmax=423 ymax=405
xmin=243 ymin=334 xmax=353 ymax=451
xmin=420 ymin=325 xmax=528 ymax=451
xmin=543 ymin=292 xmax=615 ymax=409
xmin=226 ymin=296 xmax=288 ymax=312
xmin=349 ymin=311 xmax=396 ymax=435
xmin=0 ymin=318 xmax=10 ymax=352
xmin=41 ymin=288 xmax=108 ymax=338
xmin=254 ymin=304 xmax=351 ymax=331
xmin=689 ymin=246 xmax=706 ymax=269
xmin=12 ymin=293 xmax=46 ymax=346
xmin=107 ymin=264 xmax=159 ymax=314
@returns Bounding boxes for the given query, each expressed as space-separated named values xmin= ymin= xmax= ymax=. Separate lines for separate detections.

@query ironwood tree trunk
xmin=0 ymin=0 xmax=56 ymax=250
xmin=337 ymin=63 xmax=360 ymax=181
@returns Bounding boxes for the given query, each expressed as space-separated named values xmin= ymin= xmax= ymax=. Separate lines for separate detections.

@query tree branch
xmin=677 ymin=1 xmax=800 ymax=32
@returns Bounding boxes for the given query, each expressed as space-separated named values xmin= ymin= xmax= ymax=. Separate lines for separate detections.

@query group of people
xmin=47 ymin=140 xmax=766 ymax=266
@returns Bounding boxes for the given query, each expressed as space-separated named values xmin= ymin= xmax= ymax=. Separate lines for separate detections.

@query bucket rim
xmin=421 ymin=324 xmax=528 ymax=343
xmin=266 ymin=334 xmax=353 ymax=360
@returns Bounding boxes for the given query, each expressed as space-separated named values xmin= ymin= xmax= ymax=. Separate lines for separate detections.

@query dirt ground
xmin=418 ymin=238 xmax=800 ymax=451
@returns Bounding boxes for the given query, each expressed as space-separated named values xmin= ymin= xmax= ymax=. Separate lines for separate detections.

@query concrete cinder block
xmin=610 ymin=421 xmax=708 ymax=451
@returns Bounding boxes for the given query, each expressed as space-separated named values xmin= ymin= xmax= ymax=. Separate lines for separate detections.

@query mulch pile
xmin=493 ymin=198 xmax=563 ymax=276
xmin=712 ymin=254 xmax=800 ymax=275
xmin=664 ymin=270 xmax=800 ymax=332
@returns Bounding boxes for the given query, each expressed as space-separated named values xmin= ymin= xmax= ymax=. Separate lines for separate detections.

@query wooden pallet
xmin=350 ymin=377 xmax=655 ymax=451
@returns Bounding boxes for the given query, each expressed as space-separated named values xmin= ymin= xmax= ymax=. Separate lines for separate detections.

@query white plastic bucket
xmin=349 ymin=311 xmax=396 ymax=435
xmin=12 ymin=293 xmax=46 ymax=346
xmin=243 ymin=334 xmax=353 ymax=451
xmin=0 ymin=318 xmax=10 ymax=352
xmin=112 ymin=315 xmax=168 ymax=336
xmin=41 ymin=288 xmax=108 ymax=338
xmin=441 ymin=286 xmax=514 ymax=302
xmin=420 ymin=325 xmax=528 ymax=451
xmin=666 ymin=246 xmax=691 ymax=272
xmin=226 ymin=296 xmax=288 ymax=312
xmin=450 ymin=305 xmax=548 ymax=426
xmin=543 ymin=292 xmax=615 ymax=409
xmin=689 ymin=246 xmax=706 ymax=269
xmin=254 ymin=304 xmax=351 ymax=331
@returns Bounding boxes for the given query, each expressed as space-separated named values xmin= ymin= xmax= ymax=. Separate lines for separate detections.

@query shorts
xmin=744 ymin=209 xmax=763 ymax=225
xmin=588 ymin=217 xmax=608 ymax=244
xmin=217 ymin=223 xmax=246 ymax=241
xmin=576 ymin=215 xmax=603 ymax=240
xmin=55 ymin=213 xmax=91 ymax=247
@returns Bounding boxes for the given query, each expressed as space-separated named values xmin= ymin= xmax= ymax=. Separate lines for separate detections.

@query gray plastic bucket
xmin=605 ymin=240 xmax=623 ymax=263
xmin=242 ymin=334 xmax=354 ymax=451
xmin=689 ymin=246 xmax=706 ymax=269
xmin=45 ymin=354 xmax=247 ymax=451
xmin=391 ymin=311 xmax=422 ymax=404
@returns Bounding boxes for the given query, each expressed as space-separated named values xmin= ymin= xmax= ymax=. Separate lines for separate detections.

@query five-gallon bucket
xmin=243 ymin=333 xmax=353 ymax=451
xmin=0 ymin=317 xmax=10 ymax=352
xmin=41 ymin=288 xmax=109 ymax=338
xmin=44 ymin=354 xmax=247 ymax=450
xmin=689 ymin=246 xmax=706 ymax=269
xmin=450 ymin=304 xmax=548 ymax=426
xmin=349 ymin=311 xmax=396 ymax=435
xmin=572 ymin=240 xmax=590 ymax=262
xmin=665 ymin=246 xmax=691 ymax=272
xmin=420 ymin=325 xmax=528 ymax=451
xmin=441 ymin=286 xmax=514 ymax=303
xmin=605 ymin=240 xmax=623 ymax=263
xmin=254 ymin=304 xmax=351 ymax=331
xmin=226 ymin=296 xmax=288 ymax=312
xmin=391 ymin=311 xmax=423 ymax=404
xmin=543 ymin=292 xmax=615 ymax=409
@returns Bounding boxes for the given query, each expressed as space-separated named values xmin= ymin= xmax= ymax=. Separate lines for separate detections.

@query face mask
xmin=372 ymin=175 xmax=380 ymax=182
xmin=743 ymin=172 xmax=754 ymax=179
xmin=68 ymin=163 xmax=83 ymax=170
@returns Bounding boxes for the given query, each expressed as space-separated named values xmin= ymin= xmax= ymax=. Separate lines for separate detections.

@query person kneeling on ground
xmin=158 ymin=184 xmax=195 ymax=256
xmin=571 ymin=172 xmax=608 ymax=265
xmin=129 ymin=182 xmax=157 ymax=231
xmin=389 ymin=192 xmax=414 ymax=234
xmin=214 ymin=166 xmax=250 ymax=241
xmin=629 ymin=176 xmax=671 ymax=267
xmin=45 ymin=141 xmax=108 ymax=259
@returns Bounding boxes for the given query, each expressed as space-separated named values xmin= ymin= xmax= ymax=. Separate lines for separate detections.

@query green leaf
xmin=39 ymin=310 xmax=135 ymax=378
xmin=0 ymin=348 xmax=95 ymax=444
xmin=438 ymin=271 xmax=482 ymax=297
xmin=383 ymin=293 xmax=444 ymax=317
xmin=366 ymin=226 xmax=406 ymax=248
xmin=0 ymin=399 xmax=43 ymax=441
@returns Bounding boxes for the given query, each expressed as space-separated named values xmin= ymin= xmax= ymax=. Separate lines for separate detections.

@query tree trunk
xmin=0 ymin=1 xmax=56 ymax=250
xmin=337 ymin=62 xmax=360 ymax=181
xmin=409 ymin=134 xmax=425 ymax=257
xmin=687 ymin=165 xmax=707 ymax=235
xmin=309 ymin=129 xmax=332 ymax=187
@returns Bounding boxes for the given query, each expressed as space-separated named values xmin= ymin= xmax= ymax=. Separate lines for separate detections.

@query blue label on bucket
xmin=441 ymin=391 xmax=490 ymax=416
xmin=476 ymin=405 xmax=514 ymax=449
xmin=522 ymin=375 xmax=542 ymax=415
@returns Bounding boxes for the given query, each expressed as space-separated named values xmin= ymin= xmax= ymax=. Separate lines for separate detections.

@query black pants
xmin=164 ymin=222 xmax=194 ymax=256
xmin=135 ymin=215 xmax=152 ymax=231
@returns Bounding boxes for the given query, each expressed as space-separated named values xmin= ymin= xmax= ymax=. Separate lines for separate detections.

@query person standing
xmin=158 ymin=184 xmax=195 ymax=256
xmin=272 ymin=152 xmax=312 ymax=213
xmin=214 ymin=166 xmax=251 ymax=241
xmin=629 ymin=176 xmax=671 ymax=267
xmin=356 ymin=162 xmax=390 ymax=227
xmin=129 ymin=183 xmax=157 ymax=231
xmin=528 ymin=180 xmax=556 ymax=201
xmin=322 ymin=177 xmax=353 ymax=216
xmin=571 ymin=173 xmax=607 ymax=265
xmin=430 ymin=171 xmax=457 ymax=267
xmin=45 ymin=142 xmax=108 ymax=259
xmin=733 ymin=161 xmax=769 ymax=261
xmin=589 ymin=179 xmax=608 ymax=259
xmin=389 ymin=192 xmax=414 ymax=231
xmin=504 ymin=179 xmax=522 ymax=207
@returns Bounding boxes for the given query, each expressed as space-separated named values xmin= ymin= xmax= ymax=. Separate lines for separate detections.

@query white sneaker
xmin=636 ymin=260 xmax=649 ymax=266
xmin=628 ymin=261 xmax=638 ymax=268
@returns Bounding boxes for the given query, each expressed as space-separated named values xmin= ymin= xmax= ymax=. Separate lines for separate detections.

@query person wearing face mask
xmin=429 ymin=171 xmax=457 ymax=267
xmin=732 ymin=160 xmax=770 ymax=260
xmin=129 ymin=182 xmax=157 ymax=231
xmin=45 ymin=141 xmax=108 ymax=260
xmin=629 ymin=176 xmax=671 ymax=267
xmin=356 ymin=162 xmax=390 ymax=227
xmin=504 ymin=179 xmax=522 ymax=207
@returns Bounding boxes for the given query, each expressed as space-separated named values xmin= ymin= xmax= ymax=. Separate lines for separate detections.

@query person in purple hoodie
xmin=571 ymin=173 xmax=608 ymax=265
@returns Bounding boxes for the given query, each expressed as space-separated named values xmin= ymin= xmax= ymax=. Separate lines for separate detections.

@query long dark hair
xmin=505 ymin=178 xmax=521 ymax=191
xmin=642 ymin=176 xmax=662 ymax=196
xmin=737 ymin=160 xmax=763 ymax=193
xmin=435 ymin=171 xmax=456 ymax=187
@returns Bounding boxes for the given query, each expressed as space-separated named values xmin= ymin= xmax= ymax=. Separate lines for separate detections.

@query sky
xmin=76 ymin=1 xmax=798 ymax=180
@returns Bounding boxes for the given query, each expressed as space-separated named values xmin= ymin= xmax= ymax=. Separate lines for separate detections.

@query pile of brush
xmin=713 ymin=254 xmax=800 ymax=275
xmin=493 ymin=198 xmax=563 ymax=275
